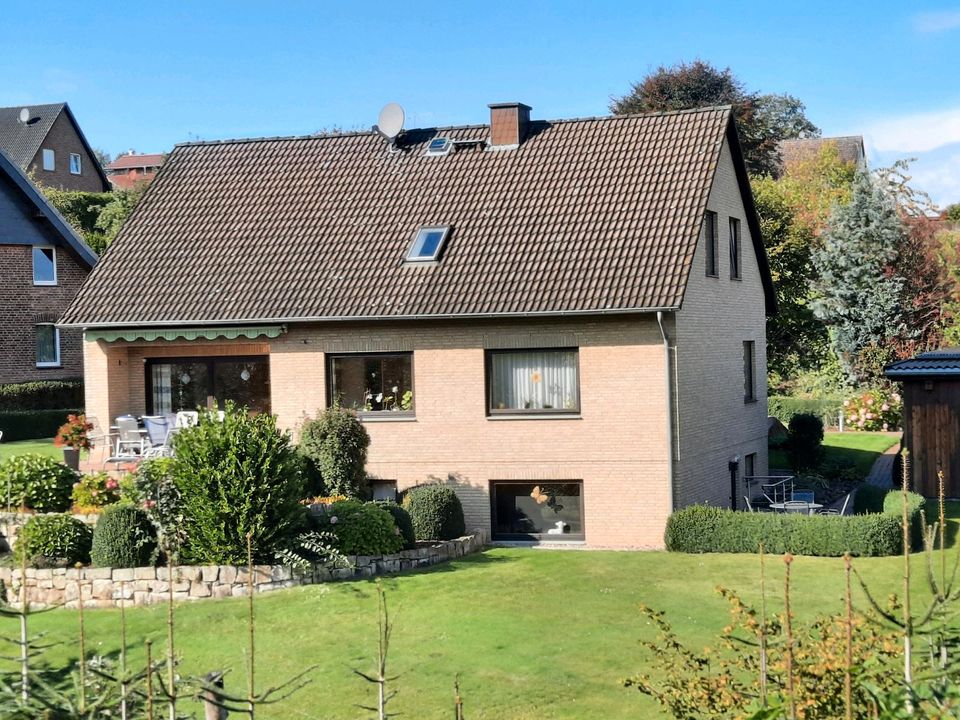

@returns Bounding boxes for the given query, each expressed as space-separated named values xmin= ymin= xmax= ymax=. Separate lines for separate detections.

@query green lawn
xmin=0 ymin=437 xmax=62 ymax=462
xmin=770 ymin=431 xmax=900 ymax=475
xmin=18 ymin=502 xmax=958 ymax=719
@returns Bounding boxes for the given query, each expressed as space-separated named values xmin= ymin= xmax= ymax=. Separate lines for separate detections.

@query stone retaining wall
xmin=0 ymin=533 xmax=486 ymax=609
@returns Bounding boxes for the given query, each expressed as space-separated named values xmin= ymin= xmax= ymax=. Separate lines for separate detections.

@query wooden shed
xmin=885 ymin=349 xmax=960 ymax=498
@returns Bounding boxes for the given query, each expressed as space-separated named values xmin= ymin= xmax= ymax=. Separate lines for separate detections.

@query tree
xmin=92 ymin=147 xmax=112 ymax=168
xmin=95 ymin=181 xmax=149 ymax=244
xmin=776 ymin=142 xmax=857 ymax=234
xmin=811 ymin=171 xmax=906 ymax=383
xmin=610 ymin=60 xmax=819 ymax=177
xmin=945 ymin=203 xmax=960 ymax=223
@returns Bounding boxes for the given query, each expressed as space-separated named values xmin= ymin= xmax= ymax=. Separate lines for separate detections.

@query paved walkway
xmin=864 ymin=442 xmax=901 ymax=489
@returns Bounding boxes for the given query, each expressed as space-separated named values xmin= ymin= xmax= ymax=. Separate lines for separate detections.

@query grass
xmin=14 ymin=501 xmax=958 ymax=719
xmin=0 ymin=437 xmax=61 ymax=462
xmin=769 ymin=430 xmax=899 ymax=475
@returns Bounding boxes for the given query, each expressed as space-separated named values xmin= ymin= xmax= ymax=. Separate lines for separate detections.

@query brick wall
xmin=0 ymin=243 xmax=88 ymax=384
xmin=27 ymin=111 xmax=107 ymax=193
xmin=672 ymin=137 xmax=770 ymax=509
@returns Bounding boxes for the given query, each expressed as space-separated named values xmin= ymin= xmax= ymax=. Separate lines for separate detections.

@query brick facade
xmin=26 ymin=111 xmax=107 ymax=193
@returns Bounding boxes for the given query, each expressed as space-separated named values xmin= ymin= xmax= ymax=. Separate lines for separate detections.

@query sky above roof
xmin=1 ymin=1 xmax=957 ymax=205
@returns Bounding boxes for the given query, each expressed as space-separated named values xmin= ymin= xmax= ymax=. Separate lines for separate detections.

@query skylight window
xmin=406 ymin=226 xmax=450 ymax=262
xmin=425 ymin=137 xmax=453 ymax=156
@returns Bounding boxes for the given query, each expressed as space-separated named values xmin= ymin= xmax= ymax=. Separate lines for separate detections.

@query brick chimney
xmin=488 ymin=102 xmax=532 ymax=149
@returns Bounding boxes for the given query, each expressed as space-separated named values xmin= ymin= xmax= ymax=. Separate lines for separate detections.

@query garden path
xmin=864 ymin=442 xmax=901 ymax=489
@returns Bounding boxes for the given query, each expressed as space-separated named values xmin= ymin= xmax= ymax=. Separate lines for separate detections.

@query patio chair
xmin=819 ymin=493 xmax=851 ymax=516
xmin=744 ymin=496 xmax=755 ymax=513
xmin=113 ymin=416 xmax=148 ymax=456
xmin=783 ymin=500 xmax=812 ymax=515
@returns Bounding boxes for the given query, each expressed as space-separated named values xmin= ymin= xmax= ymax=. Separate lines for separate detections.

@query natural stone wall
xmin=0 ymin=533 xmax=486 ymax=609
xmin=0 ymin=512 xmax=99 ymax=552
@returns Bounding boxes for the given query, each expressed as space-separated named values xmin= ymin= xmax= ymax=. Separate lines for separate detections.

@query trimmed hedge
xmin=0 ymin=409 xmax=84 ymax=442
xmin=91 ymin=505 xmax=158 ymax=568
xmin=312 ymin=500 xmax=403 ymax=555
xmin=0 ymin=380 xmax=83 ymax=411
xmin=768 ymin=395 xmax=842 ymax=428
xmin=16 ymin=514 xmax=93 ymax=567
xmin=665 ymin=490 xmax=926 ymax=557
xmin=0 ymin=453 xmax=78 ymax=512
xmin=374 ymin=501 xmax=416 ymax=550
xmin=402 ymin=485 xmax=466 ymax=541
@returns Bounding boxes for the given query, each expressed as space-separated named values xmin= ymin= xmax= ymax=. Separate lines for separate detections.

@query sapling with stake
xmin=354 ymin=579 xmax=399 ymax=719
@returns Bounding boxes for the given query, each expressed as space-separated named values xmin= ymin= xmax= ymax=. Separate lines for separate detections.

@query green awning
xmin=85 ymin=325 xmax=286 ymax=343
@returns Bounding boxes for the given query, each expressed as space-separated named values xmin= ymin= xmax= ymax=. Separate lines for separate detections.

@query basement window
xmin=406 ymin=226 xmax=450 ymax=262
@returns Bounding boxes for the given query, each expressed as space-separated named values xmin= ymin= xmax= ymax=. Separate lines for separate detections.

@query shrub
xmin=16 ymin=514 xmax=92 ymax=567
xmin=0 ymin=453 xmax=78 ymax=512
xmin=54 ymin=413 xmax=93 ymax=450
xmin=665 ymin=490 xmax=926 ymax=556
xmin=0 ymin=379 xmax=83 ymax=411
xmin=72 ymin=472 xmax=121 ymax=511
xmin=374 ymin=501 xmax=416 ymax=550
xmin=767 ymin=395 xmax=842 ymax=428
xmin=0 ymin=409 xmax=84 ymax=442
xmin=298 ymin=405 xmax=370 ymax=498
xmin=172 ymin=404 xmax=307 ymax=564
xmin=786 ymin=412 xmax=824 ymax=473
xmin=122 ymin=458 xmax=185 ymax=558
xmin=853 ymin=484 xmax=887 ymax=515
xmin=843 ymin=388 xmax=901 ymax=431
xmin=90 ymin=505 xmax=158 ymax=568
xmin=310 ymin=500 xmax=402 ymax=555
xmin=402 ymin=485 xmax=466 ymax=541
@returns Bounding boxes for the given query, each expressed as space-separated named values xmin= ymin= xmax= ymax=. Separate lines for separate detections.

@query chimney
xmin=488 ymin=102 xmax=532 ymax=149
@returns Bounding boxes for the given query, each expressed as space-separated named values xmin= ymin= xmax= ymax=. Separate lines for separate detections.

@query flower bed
xmin=0 ymin=532 xmax=486 ymax=609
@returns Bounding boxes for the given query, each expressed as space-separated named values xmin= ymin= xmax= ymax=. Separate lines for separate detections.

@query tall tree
xmin=610 ymin=60 xmax=819 ymax=177
xmin=811 ymin=171 xmax=906 ymax=382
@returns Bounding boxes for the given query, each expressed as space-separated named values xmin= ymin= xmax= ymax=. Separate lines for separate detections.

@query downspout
xmin=656 ymin=311 xmax=675 ymax=512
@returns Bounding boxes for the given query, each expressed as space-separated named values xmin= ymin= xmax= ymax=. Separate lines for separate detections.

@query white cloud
xmin=864 ymin=107 xmax=960 ymax=154
xmin=913 ymin=10 xmax=960 ymax=33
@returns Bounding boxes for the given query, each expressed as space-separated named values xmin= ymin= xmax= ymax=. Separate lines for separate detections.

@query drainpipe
xmin=656 ymin=311 xmax=675 ymax=513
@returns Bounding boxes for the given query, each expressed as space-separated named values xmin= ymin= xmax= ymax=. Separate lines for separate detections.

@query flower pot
xmin=62 ymin=447 xmax=80 ymax=471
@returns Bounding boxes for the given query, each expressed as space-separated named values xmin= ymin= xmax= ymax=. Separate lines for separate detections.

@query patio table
xmin=769 ymin=502 xmax=822 ymax=515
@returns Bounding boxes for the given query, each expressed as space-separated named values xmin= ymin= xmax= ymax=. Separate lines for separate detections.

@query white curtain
xmin=490 ymin=351 xmax=578 ymax=411
xmin=152 ymin=364 xmax=172 ymax=414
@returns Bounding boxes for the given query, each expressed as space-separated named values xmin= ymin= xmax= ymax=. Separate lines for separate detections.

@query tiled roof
xmin=0 ymin=103 xmax=65 ymax=169
xmin=62 ymin=106 xmax=774 ymax=327
xmin=106 ymin=153 xmax=165 ymax=171
xmin=885 ymin=349 xmax=960 ymax=379
xmin=778 ymin=136 xmax=865 ymax=169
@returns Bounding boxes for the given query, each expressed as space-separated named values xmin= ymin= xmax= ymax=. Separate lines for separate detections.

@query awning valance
xmin=85 ymin=325 xmax=286 ymax=343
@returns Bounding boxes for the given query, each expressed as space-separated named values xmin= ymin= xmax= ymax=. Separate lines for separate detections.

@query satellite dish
xmin=377 ymin=103 xmax=404 ymax=140
xmin=19 ymin=108 xmax=30 ymax=124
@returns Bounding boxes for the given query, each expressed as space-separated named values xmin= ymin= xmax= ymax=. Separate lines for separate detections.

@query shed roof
xmin=885 ymin=349 xmax=960 ymax=379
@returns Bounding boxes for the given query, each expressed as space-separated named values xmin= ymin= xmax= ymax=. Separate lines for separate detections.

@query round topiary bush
xmin=298 ymin=405 xmax=370 ymax=498
xmin=16 ymin=514 xmax=92 ymax=567
xmin=90 ymin=504 xmax=158 ymax=568
xmin=311 ymin=500 xmax=402 ymax=555
xmin=786 ymin=412 xmax=824 ymax=473
xmin=0 ymin=453 xmax=78 ymax=512
xmin=402 ymin=485 xmax=466 ymax=541
xmin=373 ymin=501 xmax=416 ymax=550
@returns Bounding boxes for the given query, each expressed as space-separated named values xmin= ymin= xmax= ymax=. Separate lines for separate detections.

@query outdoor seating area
xmin=744 ymin=475 xmax=851 ymax=516
xmin=95 ymin=411 xmax=199 ymax=468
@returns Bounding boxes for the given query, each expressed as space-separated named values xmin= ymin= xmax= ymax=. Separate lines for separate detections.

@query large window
xmin=704 ymin=210 xmax=719 ymax=277
xmin=491 ymin=481 xmax=584 ymax=540
xmin=743 ymin=340 xmax=756 ymax=403
xmin=328 ymin=353 xmax=414 ymax=415
xmin=147 ymin=356 xmax=270 ymax=414
xmin=42 ymin=148 xmax=55 ymax=171
xmin=35 ymin=324 xmax=60 ymax=367
xmin=729 ymin=217 xmax=742 ymax=280
xmin=32 ymin=246 xmax=56 ymax=285
xmin=487 ymin=349 xmax=579 ymax=415
xmin=69 ymin=153 xmax=82 ymax=175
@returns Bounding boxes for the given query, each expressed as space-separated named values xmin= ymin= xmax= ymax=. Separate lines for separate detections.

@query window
xmin=487 ymin=349 xmax=579 ymax=414
xmin=328 ymin=353 xmax=414 ymax=415
xmin=147 ymin=357 xmax=270 ymax=414
xmin=729 ymin=217 xmax=742 ymax=280
xmin=41 ymin=148 xmax=55 ymax=171
xmin=744 ymin=452 xmax=757 ymax=482
xmin=491 ymin=481 xmax=584 ymax=540
xmin=406 ymin=226 xmax=450 ymax=262
xmin=35 ymin=324 xmax=60 ymax=367
xmin=32 ymin=246 xmax=57 ymax=285
xmin=743 ymin=340 xmax=756 ymax=403
xmin=704 ymin=211 xmax=719 ymax=277
xmin=69 ymin=153 xmax=82 ymax=175
xmin=370 ymin=480 xmax=398 ymax=502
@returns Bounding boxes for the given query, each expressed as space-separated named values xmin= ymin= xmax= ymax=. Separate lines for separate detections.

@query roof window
xmin=425 ymin=137 xmax=453 ymax=156
xmin=406 ymin=226 xmax=450 ymax=262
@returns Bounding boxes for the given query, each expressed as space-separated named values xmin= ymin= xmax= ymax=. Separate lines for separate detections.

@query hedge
xmin=768 ymin=395 xmax=842 ymax=428
xmin=665 ymin=490 xmax=926 ymax=557
xmin=0 ymin=409 xmax=83 ymax=442
xmin=0 ymin=380 xmax=83 ymax=411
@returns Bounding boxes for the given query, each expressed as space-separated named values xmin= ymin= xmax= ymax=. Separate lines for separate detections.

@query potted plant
xmin=54 ymin=414 xmax=93 ymax=471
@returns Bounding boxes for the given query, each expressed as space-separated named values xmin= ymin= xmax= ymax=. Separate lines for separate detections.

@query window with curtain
xmin=487 ymin=349 xmax=579 ymax=414
xmin=147 ymin=357 xmax=269 ymax=414
xmin=328 ymin=353 xmax=414 ymax=414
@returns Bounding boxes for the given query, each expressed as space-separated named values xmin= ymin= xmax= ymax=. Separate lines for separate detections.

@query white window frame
xmin=41 ymin=148 xmax=55 ymax=171
xmin=69 ymin=153 xmax=82 ymax=175
xmin=32 ymin=246 xmax=57 ymax=286
xmin=406 ymin=226 xmax=450 ymax=263
xmin=35 ymin=324 xmax=61 ymax=368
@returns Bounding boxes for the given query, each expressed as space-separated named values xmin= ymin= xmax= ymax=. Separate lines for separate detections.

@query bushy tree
xmin=946 ymin=202 xmax=960 ymax=223
xmin=812 ymin=171 xmax=906 ymax=382
xmin=610 ymin=60 xmax=818 ymax=177
xmin=299 ymin=405 xmax=370 ymax=498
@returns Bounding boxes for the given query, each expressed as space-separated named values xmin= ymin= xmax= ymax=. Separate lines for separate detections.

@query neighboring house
xmin=105 ymin=152 xmax=165 ymax=190
xmin=61 ymin=103 xmax=775 ymax=548
xmin=0 ymin=149 xmax=97 ymax=384
xmin=0 ymin=103 xmax=110 ymax=193
xmin=778 ymin=135 xmax=867 ymax=172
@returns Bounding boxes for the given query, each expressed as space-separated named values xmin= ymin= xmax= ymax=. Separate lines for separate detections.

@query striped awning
xmin=84 ymin=325 xmax=286 ymax=343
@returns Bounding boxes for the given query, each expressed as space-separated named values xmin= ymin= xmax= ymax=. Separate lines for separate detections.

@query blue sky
xmin=2 ymin=1 xmax=959 ymax=204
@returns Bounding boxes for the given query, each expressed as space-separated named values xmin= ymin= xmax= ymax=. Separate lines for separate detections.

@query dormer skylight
xmin=406 ymin=226 xmax=450 ymax=262
xmin=425 ymin=137 xmax=453 ymax=156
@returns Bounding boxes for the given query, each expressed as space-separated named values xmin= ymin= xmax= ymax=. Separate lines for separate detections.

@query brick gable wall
xmin=27 ymin=111 xmax=107 ymax=193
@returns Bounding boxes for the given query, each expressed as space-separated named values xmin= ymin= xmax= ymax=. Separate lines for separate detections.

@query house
xmin=778 ymin=135 xmax=866 ymax=172
xmin=0 ymin=103 xmax=110 ymax=193
xmin=105 ymin=152 xmax=165 ymax=190
xmin=61 ymin=102 xmax=775 ymax=548
xmin=0 ymin=149 xmax=97 ymax=384
xmin=885 ymin=349 xmax=960 ymax=497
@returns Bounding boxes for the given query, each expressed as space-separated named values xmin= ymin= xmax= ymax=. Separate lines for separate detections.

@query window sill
xmin=487 ymin=414 xmax=582 ymax=421
xmin=359 ymin=414 xmax=416 ymax=423
xmin=33 ymin=281 xmax=58 ymax=287
xmin=705 ymin=273 xmax=719 ymax=279
xmin=36 ymin=364 xmax=62 ymax=369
